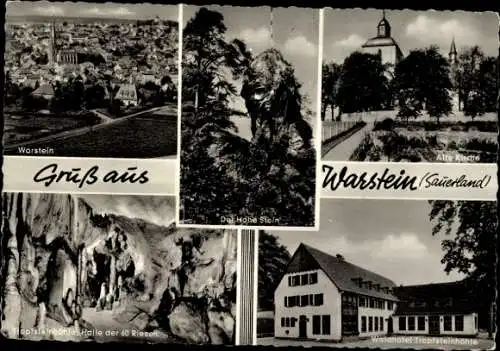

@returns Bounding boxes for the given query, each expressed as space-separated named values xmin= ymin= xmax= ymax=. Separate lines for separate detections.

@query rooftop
xmin=288 ymin=243 xmax=398 ymax=301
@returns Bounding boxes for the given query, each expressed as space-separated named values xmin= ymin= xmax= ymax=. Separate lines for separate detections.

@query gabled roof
xmin=288 ymin=243 xmax=398 ymax=301
xmin=116 ymin=84 xmax=137 ymax=101
xmin=32 ymin=83 xmax=55 ymax=96
xmin=393 ymin=280 xmax=479 ymax=315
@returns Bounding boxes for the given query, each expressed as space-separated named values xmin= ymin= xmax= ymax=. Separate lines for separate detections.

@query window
xmin=322 ymin=315 xmax=331 ymax=335
xmin=361 ymin=316 xmax=367 ymax=332
xmin=475 ymin=316 xmax=478 ymax=330
xmin=281 ymin=318 xmax=285 ymax=327
xmin=455 ymin=315 xmax=464 ymax=332
xmin=418 ymin=316 xmax=425 ymax=331
xmin=359 ymin=297 xmax=365 ymax=307
xmin=300 ymin=295 xmax=309 ymax=307
xmin=288 ymin=276 xmax=292 ymax=286
xmin=444 ymin=316 xmax=452 ymax=331
xmin=370 ymin=299 xmax=375 ymax=308
xmin=309 ymin=272 xmax=318 ymax=284
xmin=284 ymin=296 xmax=288 ymax=307
xmin=314 ymin=294 xmax=324 ymax=306
xmin=291 ymin=318 xmax=297 ymax=327
xmin=380 ymin=317 xmax=384 ymax=331
xmin=399 ymin=316 xmax=406 ymax=331
xmin=408 ymin=316 xmax=415 ymax=331
xmin=369 ymin=317 xmax=373 ymax=332
xmin=388 ymin=302 xmax=394 ymax=310
xmin=313 ymin=315 xmax=321 ymax=335
xmin=374 ymin=316 xmax=378 ymax=331
xmin=301 ymin=274 xmax=309 ymax=285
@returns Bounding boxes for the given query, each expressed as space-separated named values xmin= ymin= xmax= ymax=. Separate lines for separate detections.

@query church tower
xmin=48 ymin=20 xmax=57 ymax=65
xmin=377 ymin=10 xmax=391 ymax=38
xmin=449 ymin=37 xmax=458 ymax=65
xmin=448 ymin=37 xmax=460 ymax=111
xmin=448 ymin=38 xmax=459 ymax=87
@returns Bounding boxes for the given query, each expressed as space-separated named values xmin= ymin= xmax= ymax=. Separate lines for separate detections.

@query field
xmin=3 ymin=112 xmax=101 ymax=145
xmin=4 ymin=113 xmax=178 ymax=158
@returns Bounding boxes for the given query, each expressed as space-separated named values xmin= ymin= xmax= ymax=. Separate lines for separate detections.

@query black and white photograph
xmin=0 ymin=192 xmax=237 ymax=344
xmin=321 ymin=9 xmax=498 ymax=163
xmin=179 ymin=6 xmax=319 ymax=228
xmin=3 ymin=1 xmax=179 ymax=159
xmin=257 ymin=199 xmax=496 ymax=349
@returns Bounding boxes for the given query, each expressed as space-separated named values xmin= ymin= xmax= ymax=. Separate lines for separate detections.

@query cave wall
xmin=1 ymin=192 xmax=77 ymax=339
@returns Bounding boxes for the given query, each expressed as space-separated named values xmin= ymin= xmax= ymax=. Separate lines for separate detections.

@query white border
xmin=252 ymin=229 xmax=259 ymax=346
xmin=314 ymin=8 xmax=324 ymax=234
xmin=175 ymin=4 xmax=183 ymax=227
xmin=2 ymin=155 xmax=177 ymax=196
xmin=235 ymin=228 xmax=242 ymax=346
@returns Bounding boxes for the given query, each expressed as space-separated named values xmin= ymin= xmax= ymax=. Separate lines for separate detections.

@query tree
xmin=258 ymin=231 xmax=291 ymax=310
xmin=84 ymin=84 xmax=107 ymax=109
xmin=457 ymin=46 xmax=484 ymax=113
xmin=337 ymin=52 xmax=390 ymax=114
xmin=183 ymin=8 xmax=228 ymax=111
xmin=477 ymin=56 xmax=498 ymax=113
xmin=429 ymin=200 xmax=496 ymax=337
xmin=321 ymin=62 xmax=342 ymax=121
xmin=183 ymin=8 xmax=252 ymax=112
xmin=394 ymin=46 xmax=452 ymax=124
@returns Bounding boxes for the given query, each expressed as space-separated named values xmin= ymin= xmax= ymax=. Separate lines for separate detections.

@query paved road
xmin=323 ymin=124 xmax=371 ymax=161
xmin=258 ymin=336 xmax=494 ymax=350
xmin=81 ymin=308 xmax=170 ymax=343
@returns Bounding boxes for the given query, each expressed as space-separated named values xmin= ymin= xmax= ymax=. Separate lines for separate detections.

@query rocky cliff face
xmin=1 ymin=192 xmax=237 ymax=344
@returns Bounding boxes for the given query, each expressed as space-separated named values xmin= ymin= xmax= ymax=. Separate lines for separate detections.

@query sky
xmin=183 ymin=6 xmax=320 ymax=116
xmin=323 ymin=8 xmax=498 ymax=63
xmin=268 ymin=199 xmax=467 ymax=287
xmin=6 ymin=1 xmax=178 ymax=20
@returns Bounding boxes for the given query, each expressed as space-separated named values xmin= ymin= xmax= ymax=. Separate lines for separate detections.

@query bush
xmin=373 ymin=118 xmax=395 ymax=131
xmin=349 ymin=133 xmax=374 ymax=161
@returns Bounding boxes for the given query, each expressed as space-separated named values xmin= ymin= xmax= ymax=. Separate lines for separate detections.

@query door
xmin=429 ymin=316 xmax=440 ymax=335
xmin=387 ymin=317 xmax=393 ymax=334
xmin=299 ymin=315 xmax=307 ymax=338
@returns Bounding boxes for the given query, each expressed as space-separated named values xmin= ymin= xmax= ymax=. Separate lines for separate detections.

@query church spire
xmin=449 ymin=37 xmax=457 ymax=64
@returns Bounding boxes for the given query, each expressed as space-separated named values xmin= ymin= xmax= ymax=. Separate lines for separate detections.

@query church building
xmin=361 ymin=10 xmax=404 ymax=76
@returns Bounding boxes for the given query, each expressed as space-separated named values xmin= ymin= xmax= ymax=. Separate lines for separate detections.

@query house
xmin=392 ymin=281 xmax=479 ymax=337
xmin=115 ymin=84 xmax=138 ymax=107
xmin=274 ymin=244 xmax=398 ymax=341
xmin=32 ymin=83 xmax=55 ymax=100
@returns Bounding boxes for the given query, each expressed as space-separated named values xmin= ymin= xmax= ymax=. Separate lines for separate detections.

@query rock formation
xmin=1 ymin=193 xmax=237 ymax=344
